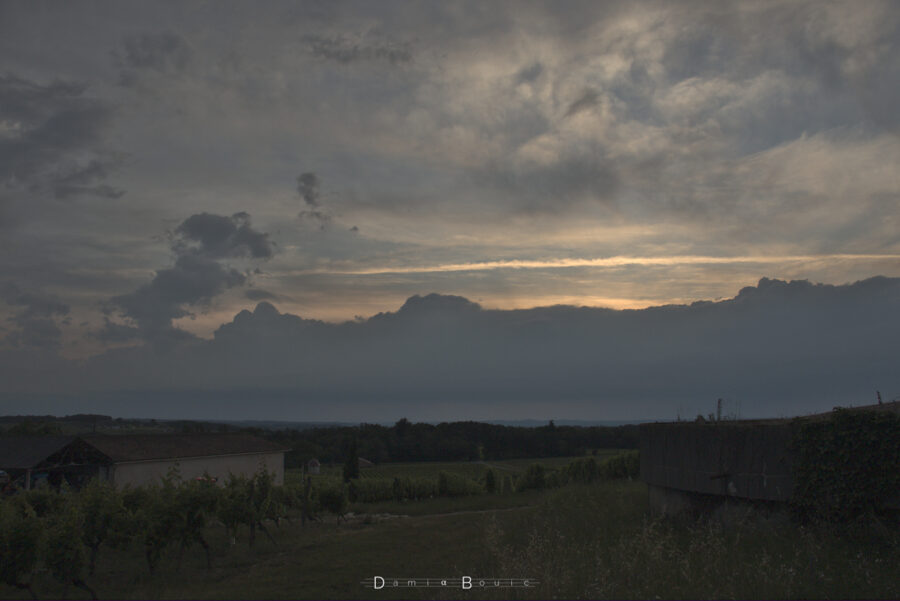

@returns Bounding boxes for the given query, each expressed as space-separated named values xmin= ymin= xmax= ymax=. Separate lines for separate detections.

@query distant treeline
xmin=0 ymin=414 xmax=114 ymax=424
xmin=0 ymin=414 xmax=640 ymax=467
xmin=256 ymin=419 xmax=640 ymax=468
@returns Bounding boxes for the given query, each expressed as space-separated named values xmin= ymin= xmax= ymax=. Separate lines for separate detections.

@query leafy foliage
xmin=317 ymin=483 xmax=349 ymax=519
xmin=599 ymin=450 xmax=640 ymax=479
xmin=791 ymin=409 xmax=900 ymax=521
xmin=342 ymin=437 xmax=360 ymax=482
xmin=43 ymin=500 xmax=97 ymax=599
xmin=77 ymin=478 xmax=125 ymax=575
xmin=0 ymin=499 xmax=43 ymax=598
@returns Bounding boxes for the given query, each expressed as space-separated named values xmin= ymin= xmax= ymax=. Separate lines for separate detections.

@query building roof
xmin=80 ymin=433 xmax=288 ymax=463
xmin=0 ymin=436 xmax=75 ymax=469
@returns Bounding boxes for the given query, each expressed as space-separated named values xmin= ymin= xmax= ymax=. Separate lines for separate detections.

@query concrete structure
xmin=640 ymin=421 xmax=794 ymax=514
xmin=0 ymin=433 xmax=287 ymax=489
xmin=640 ymin=400 xmax=900 ymax=514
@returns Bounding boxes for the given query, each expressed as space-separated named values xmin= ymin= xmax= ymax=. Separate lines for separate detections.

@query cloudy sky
xmin=1 ymin=1 xmax=899 ymax=421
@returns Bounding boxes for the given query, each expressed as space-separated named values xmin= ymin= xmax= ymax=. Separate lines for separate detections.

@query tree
xmin=484 ymin=468 xmax=496 ymax=493
xmin=174 ymin=477 xmax=219 ymax=569
xmin=43 ymin=502 xmax=97 ymax=599
xmin=343 ymin=437 xmax=360 ymax=482
xmin=0 ymin=500 xmax=43 ymax=599
xmin=77 ymin=478 xmax=125 ymax=575
xmin=318 ymin=484 xmax=348 ymax=521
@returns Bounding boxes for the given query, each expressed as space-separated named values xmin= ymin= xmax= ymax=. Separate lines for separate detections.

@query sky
xmin=1 ymin=1 xmax=899 ymax=422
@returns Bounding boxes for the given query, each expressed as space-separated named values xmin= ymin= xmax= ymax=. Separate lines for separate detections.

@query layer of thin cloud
xmin=304 ymin=254 xmax=900 ymax=276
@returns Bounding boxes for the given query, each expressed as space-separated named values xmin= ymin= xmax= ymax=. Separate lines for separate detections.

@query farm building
xmin=0 ymin=433 xmax=287 ymax=490
xmin=0 ymin=435 xmax=77 ymax=490
xmin=640 ymin=400 xmax=900 ymax=515
xmin=307 ymin=458 xmax=320 ymax=474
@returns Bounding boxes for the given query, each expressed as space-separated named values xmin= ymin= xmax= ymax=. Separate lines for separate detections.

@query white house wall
xmin=110 ymin=452 xmax=284 ymax=488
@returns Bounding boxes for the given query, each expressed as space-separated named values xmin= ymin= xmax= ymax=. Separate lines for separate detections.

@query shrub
xmin=600 ymin=451 xmax=640 ymax=479
xmin=0 ymin=499 xmax=43 ymax=598
xmin=566 ymin=457 xmax=599 ymax=483
xmin=792 ymin=409 xmax=900 ymax=521
xmin=516 ymin=464 xmax=547 ymax=491
xmin=437 ymin=471 xmax=483 ymax=497
xmin=348 ymin=478 xmax=394 ymax=503
xmin=484 ymin=468 xmax=497 ymax=493
xmin=318 ymin=483 xmax=349 ymax=519
xmin=77 ymin=478 xmax=126 ymax=575
xmin=43 ymin=501 xmax=97 ymax=598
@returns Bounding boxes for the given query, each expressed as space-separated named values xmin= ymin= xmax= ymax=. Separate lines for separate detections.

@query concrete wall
xmin=110 ymin=452 xmax=284 ymax=488
xmin=640 ymin=422 xmax=794 ymax=504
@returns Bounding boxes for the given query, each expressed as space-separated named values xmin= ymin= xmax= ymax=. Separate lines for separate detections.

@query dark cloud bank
xmin=2 ymin=276 xmax=898 ymax=421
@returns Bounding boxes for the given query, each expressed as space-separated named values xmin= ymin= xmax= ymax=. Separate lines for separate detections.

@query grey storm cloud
xmin=52 ymin=159 xmax=125 ymax=200
xmin=244 ymin=288 xmax=276 ymax=301
xmin=103 ymin=212 xmax=273 ymax=342
xmin=304 ymin=34 xmax=412 ymax=65
xmin=0 ymin=74 xmax=119 ymax=199
xmin=12 ymin=275 xmax=894 ymax=420
xmin=108 ymin=254 xmax=245 ymax=337
xmin=564 ymin=88 xmax=600 ymax=118
xmin=514 ymin=61 xmax=543 ymax=85
xmin=296 ymin=172 xmax=320 ymax=207
xmin=174 ymin=212 xmax=275 ymax=260
xmin=297 ymin=172 xmax=334 ymax=228
xmin=1 ymin=284 xmax=70 ymax=349
xmin=115 ymin=32 xmax=192 ymax=79
xmin=480 ymin=152 xmax=621 ymax=213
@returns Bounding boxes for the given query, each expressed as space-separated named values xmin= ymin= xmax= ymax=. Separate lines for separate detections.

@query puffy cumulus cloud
xmin=6 ymin=276 xmax=896 ymax=421
xmin=102 ymin=212 xmax=273 ymax=343
xmin=0 ymin=74 xmax=121 ymax=203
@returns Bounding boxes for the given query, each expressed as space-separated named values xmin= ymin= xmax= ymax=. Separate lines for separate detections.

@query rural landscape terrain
xmin=1 ymin=412 xmax=899 ymax=599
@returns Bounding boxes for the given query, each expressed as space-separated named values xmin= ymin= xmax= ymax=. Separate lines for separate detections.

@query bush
xmin=437 ymin=471 xmax=483 ymax=497
xmin=0 ymin=499 xmax=43 ymax=598
xmin=516 ymin=464 xmax=547 ymax=491
xmin=600 ymin=451 xmax=640 ymax=479
xmin=318 ymin=483 xmax=349 ymax=519
xmin=349 ymin=478 xmax=394 ymax=503
xmin=484 ymin=468 xmax=496 ymax=493
xmin=792 ymin=409 xmax=900 ymax=521
xmin=566 ymin=457 xmax=599 ymax=483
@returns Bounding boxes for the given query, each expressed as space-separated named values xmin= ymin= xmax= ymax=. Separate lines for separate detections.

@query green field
xmin=288 ymin=451 xmax=626 ymax=483
xmin=2 ymin=452 xmax=898 ymax=600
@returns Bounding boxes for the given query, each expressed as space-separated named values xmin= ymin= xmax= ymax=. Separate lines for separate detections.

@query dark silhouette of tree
xmin=343 ymin=437 xmax=360 ymax=482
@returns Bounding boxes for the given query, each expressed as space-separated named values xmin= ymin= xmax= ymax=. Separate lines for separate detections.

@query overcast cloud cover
xmin=1 ymin=1 xmax=898 ymax=421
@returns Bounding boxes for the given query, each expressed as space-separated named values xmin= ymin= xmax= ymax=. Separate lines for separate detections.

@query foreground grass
xmin=3 ymin=479 xmax=897 ymax=599
xmin=481 ymin=483 xmax=900 ymax=599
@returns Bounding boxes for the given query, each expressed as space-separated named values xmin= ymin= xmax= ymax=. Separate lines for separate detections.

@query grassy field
xmin=288 ymin=451 xmax=626 ymax=483
xmin=2 ymin=453 xmax=898 ymax=599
